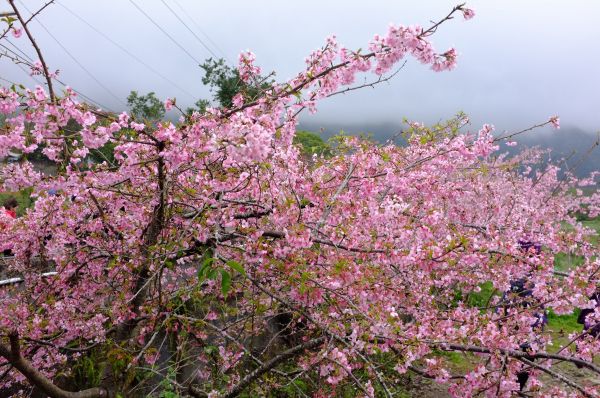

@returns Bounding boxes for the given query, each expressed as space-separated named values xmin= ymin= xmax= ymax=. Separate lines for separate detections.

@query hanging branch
xmin=7 ymin=0 xmax=56 ymax=103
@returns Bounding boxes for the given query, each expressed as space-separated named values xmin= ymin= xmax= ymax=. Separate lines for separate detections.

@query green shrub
xmin=293 ymin=131 xmax=331 ymax=157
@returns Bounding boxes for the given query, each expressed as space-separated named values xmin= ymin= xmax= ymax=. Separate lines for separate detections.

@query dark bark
xmin=0 ymin=333 xmax=107 ymax=398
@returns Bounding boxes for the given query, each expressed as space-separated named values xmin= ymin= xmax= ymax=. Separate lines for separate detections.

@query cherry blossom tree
xmin=1 ymin=3 xmax=600 ymax=397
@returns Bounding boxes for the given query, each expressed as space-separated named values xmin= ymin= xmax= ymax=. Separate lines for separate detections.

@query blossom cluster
xmin=0 ymin=5 xmax=599 ymax=397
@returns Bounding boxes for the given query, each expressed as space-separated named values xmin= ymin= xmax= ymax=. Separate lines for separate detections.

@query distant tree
xmin=127 ymin=90 xmax=165 ymax=121
xmin=88 ymin=140 xmax=117 ymax=165
xmin=195 ymin=60 xmax=331 ymax=157
xmin=186 ymin=58 xmax=273 ymax=114
xmin=186 ymin=98 xmax=210 ymax=115
xmin=293 ymin=130 xmax=331 ymax=157
xmin=200 ymin=58 xmax=242 ymax=109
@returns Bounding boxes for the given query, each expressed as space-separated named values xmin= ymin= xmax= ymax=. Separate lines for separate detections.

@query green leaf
xmin=198 ymin=257 xmax=215 ymax=280
xmin=226 ymin=260 xmax=245 ymax=275
xmin=220 ymin=270 xmax=231 ymax=296
xmin=202 ymin=257 xmax=215 ymax=268
xmin=206 ymin=268 xmax=219 ymax=281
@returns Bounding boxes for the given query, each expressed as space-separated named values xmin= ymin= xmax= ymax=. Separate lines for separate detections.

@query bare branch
xmin=24 ymin=1 xmax=55 ymax=26
xmin=325 ymin=61 xmax=407 ymax=99
xmin=221 ymin=337 xmax=326 ymax=398
xmin=7 ymin=0 xmax=56 ymax=102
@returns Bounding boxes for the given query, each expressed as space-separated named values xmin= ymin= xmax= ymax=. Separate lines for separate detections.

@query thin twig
xmin=222 ymin=337 xmax=326 ymax=398
xmin=518 ymin=357 xmax=594 ymax=398
xmin=8 ymin=0 xmax=56 ymax=102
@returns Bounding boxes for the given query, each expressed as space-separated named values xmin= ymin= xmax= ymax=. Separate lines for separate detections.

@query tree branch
xmin=7 ymin=0 xmax=56 ymax=102
xmin=219 ymin=5 xmax=464 ymax=119
xmin=0 ymin=333 xmax=107 ymax=398
xmin=518 ymin=357 xmax=594 ymax=398
xmin=438 ymin=343 xmax=600 ymax=374
xmin=24 ymin=1 xmax=55 ymax=26
xmin=221 ymin=337 xmax=326 ymax=397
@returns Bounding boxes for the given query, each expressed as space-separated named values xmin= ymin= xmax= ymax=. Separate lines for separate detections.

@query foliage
xmin=293 ymin=130 xmax=331 ymax=157
xmin=157 ymin=366 xmax=182 ymax=398
xmin=200 ymin=57 xmax=243 ymax=109
xmin=547 ymin=309 xmax=582 ymax=335
xmin=184 ymin=57 xmax=274 ymax=115
xmin=88 ymin=140 xmax=117 ymax=165
xmin=0 ymin=187 xmax=33 ymax=217
xmin=198 ymin=57 xmax=272 ymax=110
xmin=186 ymin=98 xmax=210 ymax=116
xmin=127 ymin=90 xmax=165 ymax=121
xmin=71 ymin=351 xmax=104 ymax=390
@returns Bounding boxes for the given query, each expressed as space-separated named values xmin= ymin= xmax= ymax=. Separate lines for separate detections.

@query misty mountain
xmin=516 ymin=127 xmax=599 ymax=177
xmin=299 ymin=121 xmax=599 ymax=178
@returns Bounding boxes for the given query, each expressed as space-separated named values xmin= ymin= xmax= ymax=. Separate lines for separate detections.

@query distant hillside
xmin=299 ymin=121 xmax=599 ymax=178
xmin=518 ymin=127 xmax=599 ymax=178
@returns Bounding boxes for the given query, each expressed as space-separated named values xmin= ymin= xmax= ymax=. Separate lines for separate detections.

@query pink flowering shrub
xmin=0 ymin=4 xmax=599 ymax=398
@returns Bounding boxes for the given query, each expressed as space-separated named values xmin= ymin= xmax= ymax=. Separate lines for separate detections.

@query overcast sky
xmin=2 ymin=0 xmax=600 ymax=134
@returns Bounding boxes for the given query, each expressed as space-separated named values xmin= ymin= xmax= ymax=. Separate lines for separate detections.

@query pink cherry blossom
xmin=0 ymin=4 xmax=597 ymax=397
xmin=11 ymin=27 xmax=22 ymax=38
xmin=164 ymin=97 xmax=174 ymax=111
xmin=462 ymin=8 xmax=475 ymax=20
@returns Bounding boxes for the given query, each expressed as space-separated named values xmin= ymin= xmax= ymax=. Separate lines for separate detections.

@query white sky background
xmin=2 ymin=0 xmax=600 ymax=134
